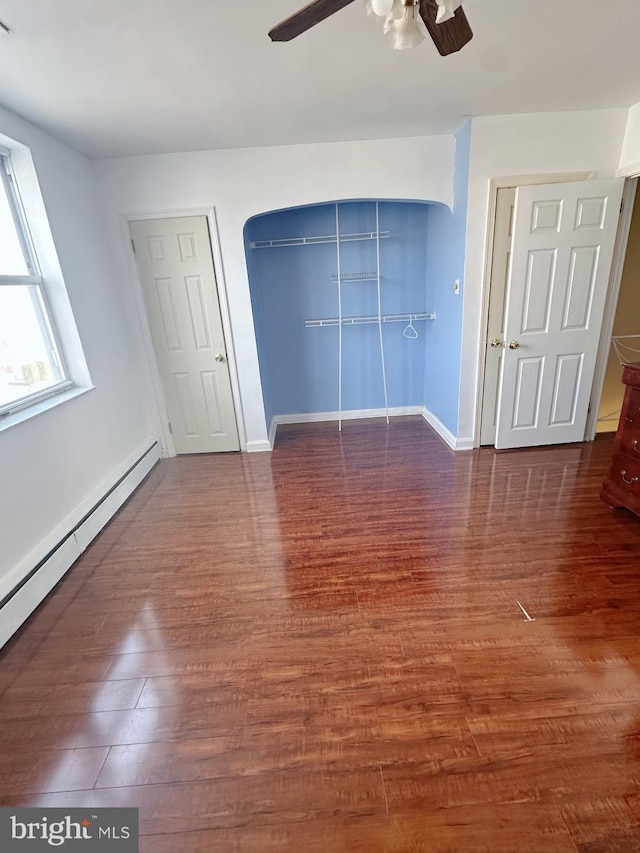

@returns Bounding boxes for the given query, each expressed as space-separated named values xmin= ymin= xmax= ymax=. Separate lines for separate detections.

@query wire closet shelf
xmin=612 ymin=335 xmax=640 ymax=363
xmin=305 ymin=312 xmax=436 ymax=328
xmin=249 ymin=232 xmax=390 ymax=250
xmin=299 ymin=202 xmax=435 ymax=430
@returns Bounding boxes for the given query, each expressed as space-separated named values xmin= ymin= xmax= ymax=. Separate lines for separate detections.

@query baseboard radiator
xmin=0 ymin=441 xmax=161 ymax=649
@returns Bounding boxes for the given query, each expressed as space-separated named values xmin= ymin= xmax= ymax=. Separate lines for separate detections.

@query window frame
xmin=0 ymin=151 xmax=73 ymax=418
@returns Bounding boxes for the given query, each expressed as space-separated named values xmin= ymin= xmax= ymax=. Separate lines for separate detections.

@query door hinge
xmin=131 ymin=238 xmax=136 ymax=254
xmin=168 ymin=422 xmax=172 ymax=434
xmin=621 ymin=198 xmax=624 ymax=214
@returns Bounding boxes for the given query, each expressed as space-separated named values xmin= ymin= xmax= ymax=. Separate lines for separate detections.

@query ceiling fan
xmin=269 ymin=0 xmax=472 ymax=55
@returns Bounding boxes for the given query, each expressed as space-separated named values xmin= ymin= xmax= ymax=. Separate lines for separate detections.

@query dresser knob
xmin=634 ymin=440 xmax=640 ymax=454
xmin=625 ymin=417 xmax=633 ymax=424
xmin=621 ymin=470 xmax=639 ymax=485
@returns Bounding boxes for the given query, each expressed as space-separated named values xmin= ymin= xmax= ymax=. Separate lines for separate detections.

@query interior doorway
xmin=130 ymin=215 xmax=240 ymax=454
xmin=596 ymin=182 xmax=640 ymax=434
xmin=479 ymin=176 xmax=624 ymax=448
xmin=479 ymin=187 xmax=515 ymax=446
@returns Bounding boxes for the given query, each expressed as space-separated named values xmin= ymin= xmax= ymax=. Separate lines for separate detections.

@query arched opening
xmin=244 ymin=198 xmax=448 ymax=442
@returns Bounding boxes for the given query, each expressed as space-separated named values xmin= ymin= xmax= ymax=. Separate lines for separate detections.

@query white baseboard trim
xmin=455 ymin=436 xmax=475 ymax=451
xmin=421 ymin=407 xmax=457 ymax=450
xmin=268 ymin=417 xmax=278 ymax=449
xmin=0 ymin=440 xmax=161 ymax=649
xmin=270 ymin=406 xmax=425 ymax=443
xmin=246 ymin=439 xmax=272 ymax=453
xmin=421 ymin=407 xmax=473 ymax=451
xmin=267 ymin=407 xmax=473 ymax=451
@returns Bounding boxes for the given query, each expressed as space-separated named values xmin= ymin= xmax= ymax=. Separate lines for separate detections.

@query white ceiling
xmin=0 ymin=0 xmax=639 ymax=159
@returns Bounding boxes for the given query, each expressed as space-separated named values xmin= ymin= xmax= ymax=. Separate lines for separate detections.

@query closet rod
xmin=250 ymin=231 xmax=390 ymax=250
xmin=330 ymin=272 xmax=377 ymax=282
xmin=305 ymin=313 xmax=436 ymax=328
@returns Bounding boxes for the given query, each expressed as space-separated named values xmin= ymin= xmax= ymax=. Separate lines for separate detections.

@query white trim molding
xmin=470 ymin=171 xmax=594 ymax=449
xmin=269 ymin=407 xmax=423 ymax=444
xmin=268 ymin=416 xmax=278 ymax=449
xmin=0 ymin=440 xmax=161 ymax=649
xmin=587 ymin=176 xmax=639 ymax=439
xmin=616 ymin=160 xmax=640 ymax=179
xmin=421 ymin=407 xmax=473 ymax=450
xmin=246 ymin=439 xmax=272 ymax=453
xmin=121 ymin=206 xmax=247 ymax=454
xmin=268 ymin=406 xmax=472 ymax=451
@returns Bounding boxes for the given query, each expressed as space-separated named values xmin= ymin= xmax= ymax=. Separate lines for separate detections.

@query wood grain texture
xmin=601 ymin=362 xmax=640 ymax=517
xmin=2 ymin=417 xmax=640 ymax=850
xmin=269 ymin=0 xmax=356 ymax=42
xmin=419 ymin=0 xmax=473 ymax=56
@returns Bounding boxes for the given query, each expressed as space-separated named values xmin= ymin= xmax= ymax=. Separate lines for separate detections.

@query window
xmin=0 ymin=151 xmax=71 ymax=416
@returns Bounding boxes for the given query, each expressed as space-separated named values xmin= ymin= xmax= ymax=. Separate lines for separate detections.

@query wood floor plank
xmin=0 ymin=747 xmax=110 ymax=798
xmin=0 ymin=678 xmax=146 ymax=718
xmin=135 ymin=673 xmax=247 ymax=709
xmin=94 ymin=736 xmax=241 ymax=788
xmin=22 ymin=769 xmax=387 ymax=833
xmin=136 ymin=805 xmax=578 ymax=852
xmin=2 ymin=420 xmax=640 ymax=850
xmin=0 ymin=701 xmax=248 ymax=751
xmin=560 ymin=798 xmax=640 ymax=852
xmin=104 ymin=645 xmax=254 ymax=681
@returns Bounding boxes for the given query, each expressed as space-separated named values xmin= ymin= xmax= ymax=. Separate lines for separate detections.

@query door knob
xmin=214 ymin=353 xmax=225 ymax=362
xmin=508 ymin=340 xmax=520 ymax=350
xmin=490 ymin=338 xmax=504 ymax=349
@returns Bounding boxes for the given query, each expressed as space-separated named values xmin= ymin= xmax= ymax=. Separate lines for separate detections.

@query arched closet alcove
xmin=244 ymin=199 xmax=447 ymax=440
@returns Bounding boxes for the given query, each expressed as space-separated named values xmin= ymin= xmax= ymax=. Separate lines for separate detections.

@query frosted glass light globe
xmin=365 ymin=0 xmax=404 ymax=21
xmin=386 ymin=6 xmax=426 ymax=49
xmin=371 ymin=0 xmax=395 ymax=16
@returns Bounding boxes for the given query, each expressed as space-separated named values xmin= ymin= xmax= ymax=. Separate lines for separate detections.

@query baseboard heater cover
xmin=0 ymin=441 xmax=161 ymax=649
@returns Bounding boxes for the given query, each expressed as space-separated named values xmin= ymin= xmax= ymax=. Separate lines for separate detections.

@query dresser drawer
xmin=608 ymin=454 xmax=640 ymax=498
xmin=618 ymin=418 xmax=640 ymax=457
xmin=621 ymin=388 xmax=640 ymax=428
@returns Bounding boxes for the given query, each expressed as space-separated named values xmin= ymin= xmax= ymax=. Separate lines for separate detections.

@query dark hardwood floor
xmin=2 ymin=417 xmax=640 ymax=851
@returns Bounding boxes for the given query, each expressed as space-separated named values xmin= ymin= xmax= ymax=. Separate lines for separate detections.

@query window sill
xmin=0 ymin=384 xmax=96 ymax=433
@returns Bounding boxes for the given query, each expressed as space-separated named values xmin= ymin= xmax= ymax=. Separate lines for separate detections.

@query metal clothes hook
xmin=403 ymin=314 xmax=419 ymax=339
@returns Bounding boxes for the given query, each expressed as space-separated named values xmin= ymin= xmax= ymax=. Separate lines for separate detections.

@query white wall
xmin=94 ymin=135 xmax=455 ymax=447
xmin=619 ymin=101 xmax=640 ymax=176
xmin=458 ymin=109 xmax=628 ymax=444
xmin=0 ymin=105 xmax=154 ymax=603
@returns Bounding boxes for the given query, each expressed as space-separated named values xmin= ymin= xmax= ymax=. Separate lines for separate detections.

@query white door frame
xmin=475 ymin=172 xmax=594 ymax=448
xmin=120 ymin=207 xmax=246 ymax=457
xmin=585 ymin=176 xmax=638 ymax=440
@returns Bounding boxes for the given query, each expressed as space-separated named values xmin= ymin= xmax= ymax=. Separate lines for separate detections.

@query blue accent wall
xmin=245 ymin=201 xmax=433 ymax=424
xmin=424 ymin=121 xmax=471 ymax=435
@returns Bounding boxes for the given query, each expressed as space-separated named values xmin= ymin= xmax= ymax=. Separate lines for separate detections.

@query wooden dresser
xmin=601 ymin=362 xmax=640 ymax=517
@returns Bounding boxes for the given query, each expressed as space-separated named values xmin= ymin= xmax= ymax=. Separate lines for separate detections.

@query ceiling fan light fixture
xmin=382 ymin=0 xmax=406 ymax=33
xmin=369 ymin=0 xmax=394 ymax=16
xmin=365 ymin=0 xmax=403 ymax=23
xmin=386 ymin=1 xmax=425 ymax=50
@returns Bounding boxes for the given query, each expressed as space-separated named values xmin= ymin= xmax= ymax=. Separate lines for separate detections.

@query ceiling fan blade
xmin=269 ymin=0 xmax=357 ymax=42
xmin=419 ymin=0 xmax=473 ymax=56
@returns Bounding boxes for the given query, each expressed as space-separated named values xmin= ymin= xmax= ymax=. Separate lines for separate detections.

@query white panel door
xmin=495 ymin=180 xmax=623 ymax=449
xmin=131 ymin=216 xmax=240 ymax=454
